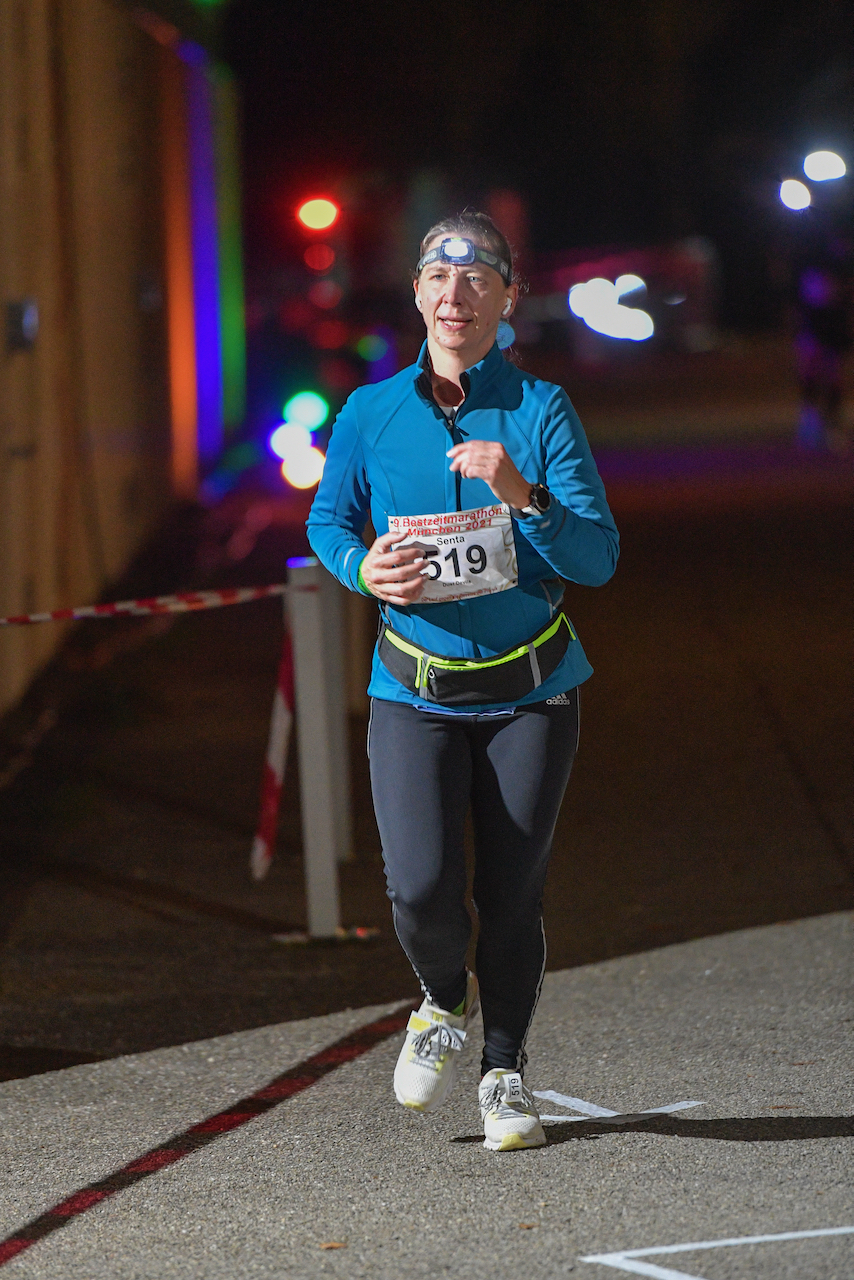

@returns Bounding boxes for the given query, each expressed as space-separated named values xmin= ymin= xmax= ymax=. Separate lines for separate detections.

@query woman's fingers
xmin=372 ymin=561 xmax=425 ymax=584
xmin=370 ymin=575 xmax=425 ymax=605
xmin=371 ymin=547 xmax=425 ymax=578
xmin=361 ymin=532 xmax=428 ymax=601
xmin=447 ymin=441 xmax=508 ymax=480
xmin=372 ymin=531 xmax=402 ymax=552
xmin=445 ymin=441 xmax=530 ymax=508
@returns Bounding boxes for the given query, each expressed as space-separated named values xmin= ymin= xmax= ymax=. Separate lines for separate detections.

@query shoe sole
xmin=484 ymin=1128 xmax=547 ymax=1151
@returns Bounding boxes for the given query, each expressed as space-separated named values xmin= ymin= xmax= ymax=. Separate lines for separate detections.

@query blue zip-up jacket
xmin=307 ymin=341 xmax=619 ymax=711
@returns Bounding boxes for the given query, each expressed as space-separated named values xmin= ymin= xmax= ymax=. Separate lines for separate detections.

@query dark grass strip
xmin=0 ymin=1005 xmax=413 ymax=1266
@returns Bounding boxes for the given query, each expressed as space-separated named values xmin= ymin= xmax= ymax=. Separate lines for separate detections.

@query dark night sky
xmin=225 ymin=2 xmax=852 ymax=221
xmin=224 ymin=0 xmax=854 ymax=321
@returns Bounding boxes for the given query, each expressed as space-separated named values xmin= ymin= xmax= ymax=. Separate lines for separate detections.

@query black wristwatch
xmin=513 ymin=484 xmax=551 ymax=517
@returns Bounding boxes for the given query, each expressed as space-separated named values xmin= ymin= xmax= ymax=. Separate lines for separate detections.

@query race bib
xmin=387 ymin=504 xmax=518 ymax=604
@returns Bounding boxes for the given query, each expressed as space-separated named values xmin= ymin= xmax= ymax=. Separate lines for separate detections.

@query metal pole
xmin=287 ymin=557 xmax=349 ymax=936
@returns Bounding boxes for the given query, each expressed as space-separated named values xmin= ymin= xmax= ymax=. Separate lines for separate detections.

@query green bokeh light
xmin=284 ymin=390 xmax=330 ymax=430
xmin=356 ymin=334 xmax=389 ymax=362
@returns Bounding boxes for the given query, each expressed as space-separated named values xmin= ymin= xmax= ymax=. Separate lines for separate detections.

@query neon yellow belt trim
xmin=383 ymin=611 xmax=575 ymax=676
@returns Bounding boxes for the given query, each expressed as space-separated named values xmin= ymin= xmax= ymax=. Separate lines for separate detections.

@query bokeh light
xmin=271 ymin=392 xmax=330 ymax=490
xmin=615 ymin=273 xmax=646 ymax=298
xmin=269 ymin=422 xmax=311 ymax=460
xmin=569 ymin=277 xmax=654 ymax=341
xmin=297 ymin=198 xmax=340 ymax=231
xmin=283 ymin=390 xmax=330 ymax=429
xmin=304 ymin=244 xmax=336 ymax=271
xmin=356 ymin=334 xmax=389 ymax=362
xmin=780 ymin=179 xmax=811 ymax=210
xmin=312 ymin=319 xmax=348 ymax=350
xmin=803 ymin=151 xmax=846 ymax=182
xmin=308 ymin=279 xmax=343 ymax=309
xmin=281 ymin=447 xmax=326 ymax=489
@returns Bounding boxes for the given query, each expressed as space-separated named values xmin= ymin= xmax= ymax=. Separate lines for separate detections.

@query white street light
xmin=803 ymin=150 xmax=846 ymax=182
xmin=780 ymin=179 xmax=811 ymax=210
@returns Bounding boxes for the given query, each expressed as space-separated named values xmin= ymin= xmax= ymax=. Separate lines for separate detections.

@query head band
xmin=416 ymin=237 xmax=512 ymax=284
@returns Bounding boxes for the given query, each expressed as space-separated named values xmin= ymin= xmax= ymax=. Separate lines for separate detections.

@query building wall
xmin=0 ymin=0 xmax=173 ymax=714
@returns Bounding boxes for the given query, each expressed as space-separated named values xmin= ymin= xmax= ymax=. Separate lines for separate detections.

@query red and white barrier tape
xmin=250 ymin=629 xmax=295 ymax=882
xmin=0 ymin=581 xmax=297 ymax=879
xmin=0 ymin=584 xmax=286 ymax=627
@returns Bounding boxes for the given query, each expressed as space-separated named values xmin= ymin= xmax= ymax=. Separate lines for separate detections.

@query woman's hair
xmin=416 ymin=211 xmax=517 ymax=284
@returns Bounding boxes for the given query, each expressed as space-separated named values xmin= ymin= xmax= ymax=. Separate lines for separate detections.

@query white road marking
xmin=580 ymin=1225 xmax=854 ymax=1280
xmin=534 ymin=1091 xmax=620 ymax=1117
xmin=533 ymin=1090 xmax=704 ymax=1124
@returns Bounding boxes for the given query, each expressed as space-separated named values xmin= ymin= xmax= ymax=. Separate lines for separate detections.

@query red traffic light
xmin=297 ymin=198 xmax=340 ymax=231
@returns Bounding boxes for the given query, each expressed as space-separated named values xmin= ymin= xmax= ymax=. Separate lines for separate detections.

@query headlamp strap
xmin=416 ymin=237 xmax=512 ymax=284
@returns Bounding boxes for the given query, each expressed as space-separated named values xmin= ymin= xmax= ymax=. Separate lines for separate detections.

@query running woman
xmin=308 ymin=211 xmax=618 ymax=1150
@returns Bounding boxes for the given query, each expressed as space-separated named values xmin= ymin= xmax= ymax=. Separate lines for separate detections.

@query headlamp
xmin=416 ymin=237 xmax=512 ymax=284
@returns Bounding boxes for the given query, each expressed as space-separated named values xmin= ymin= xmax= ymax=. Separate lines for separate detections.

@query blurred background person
xmin=792 ymin=239 xmax=853 ymax=450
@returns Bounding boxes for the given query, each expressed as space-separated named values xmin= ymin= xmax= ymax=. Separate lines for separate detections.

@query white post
xmin=286 ymin=557 xmax=350 ymax=937
xmin=316 ymin=559 xmax=353 ymax=866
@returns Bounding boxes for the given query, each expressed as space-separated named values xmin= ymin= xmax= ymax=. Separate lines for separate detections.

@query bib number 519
xmin=425 ymin=543 xmax=487 ymax=580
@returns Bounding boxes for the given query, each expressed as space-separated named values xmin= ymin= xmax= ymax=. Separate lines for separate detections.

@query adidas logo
xmin=546 ymin=692 xmax=573 ymax=705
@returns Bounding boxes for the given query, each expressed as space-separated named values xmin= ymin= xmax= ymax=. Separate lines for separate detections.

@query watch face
xmin=531 ymin=485 xmax=551 ymax=512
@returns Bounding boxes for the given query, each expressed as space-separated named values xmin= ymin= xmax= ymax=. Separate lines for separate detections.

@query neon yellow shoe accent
xmin=479 ymin=1069 xmax=547 ymax=1151
xmin=393 ymin=972 xmax=480 ymax=1113
xmin=495 ymin=1132 xmax=535 ymax=1151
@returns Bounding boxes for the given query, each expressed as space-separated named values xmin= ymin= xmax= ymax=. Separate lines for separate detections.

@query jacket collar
xmin=414 ymin=340 xmax=505 ymax=408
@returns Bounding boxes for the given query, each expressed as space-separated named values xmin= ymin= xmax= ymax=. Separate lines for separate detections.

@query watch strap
xmin=518 ymin=484 xmax=551 ymax=516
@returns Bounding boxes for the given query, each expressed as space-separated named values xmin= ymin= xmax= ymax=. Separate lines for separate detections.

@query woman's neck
xmin=431 ymin=371 xmax=464 ymax=408
xmin=426 ymin=338 xmax=489 ymax=404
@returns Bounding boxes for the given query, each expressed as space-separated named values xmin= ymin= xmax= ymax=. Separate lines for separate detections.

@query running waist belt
xmin=377 ymin=612 xmax=575 ymax=707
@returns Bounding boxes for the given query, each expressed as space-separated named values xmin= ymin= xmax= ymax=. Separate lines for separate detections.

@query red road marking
xmin=0 ymin=1006 xmax=413 ymax=1266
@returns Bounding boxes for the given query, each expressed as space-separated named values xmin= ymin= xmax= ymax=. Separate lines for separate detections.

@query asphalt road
xmin=0 ymin=911 xmax=850 ymax=1278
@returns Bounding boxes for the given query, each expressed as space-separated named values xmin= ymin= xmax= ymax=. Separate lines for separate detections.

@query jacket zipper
xmin=446 ymin=406 xmax=463 ymax=512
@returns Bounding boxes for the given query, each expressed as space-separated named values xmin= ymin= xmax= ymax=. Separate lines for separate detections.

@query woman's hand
xmin=446 ymin=441 xmax=531 ymax=509
xmin=360 ymin=531 xmax=427 ymax=606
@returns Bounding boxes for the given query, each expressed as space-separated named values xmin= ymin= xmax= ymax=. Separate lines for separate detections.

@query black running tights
xmin=368 ymin=691 xmax=579 ymax=1076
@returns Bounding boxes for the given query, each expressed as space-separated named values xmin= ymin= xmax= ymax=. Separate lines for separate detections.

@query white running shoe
xmin=393 ymin=972 xmax=480 ymax=1113
xmin=479 ymin=1069 xmax=547 ymax=1151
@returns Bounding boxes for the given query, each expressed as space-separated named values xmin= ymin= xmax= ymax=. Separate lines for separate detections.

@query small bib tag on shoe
xmin=504 ymin=1073 xmax=524 ymax=1102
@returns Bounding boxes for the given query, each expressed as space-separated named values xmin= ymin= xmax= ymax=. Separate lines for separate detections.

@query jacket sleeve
xmin=514 ymin=386 xmax=619 ymax=587
xmin=306 ymin=394 xmax=372 ymax=592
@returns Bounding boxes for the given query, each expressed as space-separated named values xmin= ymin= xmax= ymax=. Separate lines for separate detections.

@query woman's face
xmin=413 ymin=236 xmax=517 ymax=365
